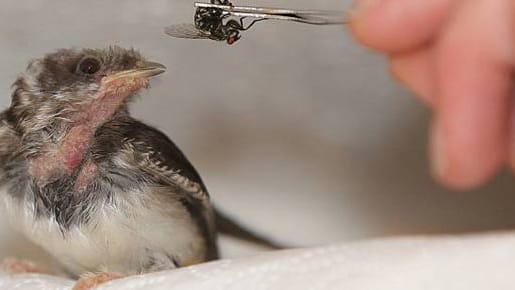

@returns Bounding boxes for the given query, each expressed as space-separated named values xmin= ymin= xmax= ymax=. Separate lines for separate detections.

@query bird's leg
xmin=2 ymin=257 xmax=49 ymax=275
xmin=72 ymin=272 xmax=122 ymax=290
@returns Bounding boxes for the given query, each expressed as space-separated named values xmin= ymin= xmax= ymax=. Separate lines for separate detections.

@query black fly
xmin=165 ymin=0 xmax=262 ymax=45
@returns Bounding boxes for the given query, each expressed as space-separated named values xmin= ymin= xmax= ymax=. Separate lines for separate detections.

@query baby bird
xmin=0 ymin=47 xmax=277 ymax=289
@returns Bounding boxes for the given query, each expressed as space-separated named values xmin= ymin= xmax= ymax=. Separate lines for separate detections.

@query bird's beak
xmin=103 ymin=61 xmax=166 ymax=83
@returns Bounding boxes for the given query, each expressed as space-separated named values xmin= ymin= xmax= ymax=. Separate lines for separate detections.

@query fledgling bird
xmin=0 ymin=47 xmax=279 ymax=288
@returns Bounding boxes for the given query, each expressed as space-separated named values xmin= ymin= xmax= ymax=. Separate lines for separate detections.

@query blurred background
xmin=0 ymin=0 xmax=514 ymax=267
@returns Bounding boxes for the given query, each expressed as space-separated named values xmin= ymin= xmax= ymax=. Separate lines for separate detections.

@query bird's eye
xmin=77 ymin=57 xmax=101 ymax=75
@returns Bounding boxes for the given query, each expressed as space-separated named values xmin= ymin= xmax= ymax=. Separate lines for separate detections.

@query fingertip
xmin=434 ymin=170 xmax=500 ymax=192
xmin=349 ymin=0 xmax=453 ymax=53
xmin=429 ymin=117 xmax=502 ymax=191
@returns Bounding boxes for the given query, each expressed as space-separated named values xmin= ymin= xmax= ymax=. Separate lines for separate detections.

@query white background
xmin=0 ymin=0 xmax=514 ymax=268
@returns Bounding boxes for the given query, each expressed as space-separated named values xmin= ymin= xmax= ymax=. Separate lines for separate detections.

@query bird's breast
xmin=1 ymin=185 xmax=206 ymax=276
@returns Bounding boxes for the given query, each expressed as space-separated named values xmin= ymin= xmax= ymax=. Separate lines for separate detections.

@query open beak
xmin=103 ymin=61 xmax=166 ymax=83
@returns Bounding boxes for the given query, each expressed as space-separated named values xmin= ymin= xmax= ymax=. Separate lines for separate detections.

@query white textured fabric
xmin=1 ymin=232 xmax=515 ymax=290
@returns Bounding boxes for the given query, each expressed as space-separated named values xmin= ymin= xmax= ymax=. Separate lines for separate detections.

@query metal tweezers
xmin=194 ymin=2 xmax=347 ymax=25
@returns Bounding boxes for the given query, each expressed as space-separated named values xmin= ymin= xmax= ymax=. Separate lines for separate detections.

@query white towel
xmin=1 ymin=232 xmax=514 ymax=290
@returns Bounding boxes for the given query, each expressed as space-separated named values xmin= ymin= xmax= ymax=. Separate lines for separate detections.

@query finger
xmin=389 ymin=47 xmax=437 ymax=107
xmin=349 ymin=0 xmax=455 ymax=53
xmin=508 ymin=0 xmax=515 ymax=173
xmin=509 ymin=89 xmax=515 ymax=172
xmin=431 ymin=0 xmax=514 ymax=190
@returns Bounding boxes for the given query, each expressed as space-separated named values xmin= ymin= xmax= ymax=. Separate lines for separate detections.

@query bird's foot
xmin=2 ymin=257 xmax=47 ymax=274
xmin=73 ymin=272 xmax=122 ymax=290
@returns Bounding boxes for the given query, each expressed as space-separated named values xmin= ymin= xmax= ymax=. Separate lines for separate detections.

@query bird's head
xmin=10 ymin=46 xmax=166 ymax=135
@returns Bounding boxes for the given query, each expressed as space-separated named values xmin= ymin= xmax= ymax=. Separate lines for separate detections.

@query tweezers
xmin=194 ymin=2 xmax=347 ymax=25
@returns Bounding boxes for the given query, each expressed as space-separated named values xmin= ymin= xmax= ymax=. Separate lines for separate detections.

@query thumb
xmin=349 ymin=0 xmax=456 ymax=53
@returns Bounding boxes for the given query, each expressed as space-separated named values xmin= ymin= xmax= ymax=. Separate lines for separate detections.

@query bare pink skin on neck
xmin=29 ymin=77 xmax=149 ymax=185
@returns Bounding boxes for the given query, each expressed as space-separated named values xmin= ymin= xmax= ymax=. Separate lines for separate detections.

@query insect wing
xmin=164 ymin=24 xmax=211 ymax=39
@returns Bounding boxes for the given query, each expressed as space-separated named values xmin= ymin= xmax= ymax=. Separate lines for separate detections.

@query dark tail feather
xmin=215 ymin=208 xmax=285 ymax=250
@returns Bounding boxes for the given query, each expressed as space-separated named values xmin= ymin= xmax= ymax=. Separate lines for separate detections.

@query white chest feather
xmin=1 ymin=188 xmax=204 ymax=276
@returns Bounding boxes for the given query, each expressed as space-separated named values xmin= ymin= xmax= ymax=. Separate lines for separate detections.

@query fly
xmin=165 ymin=0 xmax=346 ymax=45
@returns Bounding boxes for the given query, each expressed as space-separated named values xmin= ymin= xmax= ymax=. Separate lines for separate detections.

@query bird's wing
xmin=126 ymin=132 xmax=210 ymax=203
xmin=94 ymin=117 xmax=218 ymax=259
xmin=95 ymin=117 xmax=208 ymax=197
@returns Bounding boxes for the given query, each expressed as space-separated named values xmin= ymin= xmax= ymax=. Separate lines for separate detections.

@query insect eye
xmin=227 ymin=31 xmax=240 ymax=45
xmin=77 ymin=57 xmax=101 ymax=75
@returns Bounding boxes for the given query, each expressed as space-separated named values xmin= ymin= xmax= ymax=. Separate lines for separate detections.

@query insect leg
xmin=240 ymin=18 xmax=266 ymax=31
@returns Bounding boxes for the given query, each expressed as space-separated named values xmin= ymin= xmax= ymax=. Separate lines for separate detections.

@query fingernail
xmin=351 ymin=0 xmax=381 ymax=17
xmin=430 ymin=118 xmax=447 ymax=179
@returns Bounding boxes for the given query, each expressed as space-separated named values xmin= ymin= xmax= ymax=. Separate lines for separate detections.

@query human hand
xmin=349 ymin=0 xmax=514 ymax=190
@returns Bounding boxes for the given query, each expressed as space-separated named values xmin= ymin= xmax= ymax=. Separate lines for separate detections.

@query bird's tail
xmin=214 ymin=208 xmax=285 ymax=250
